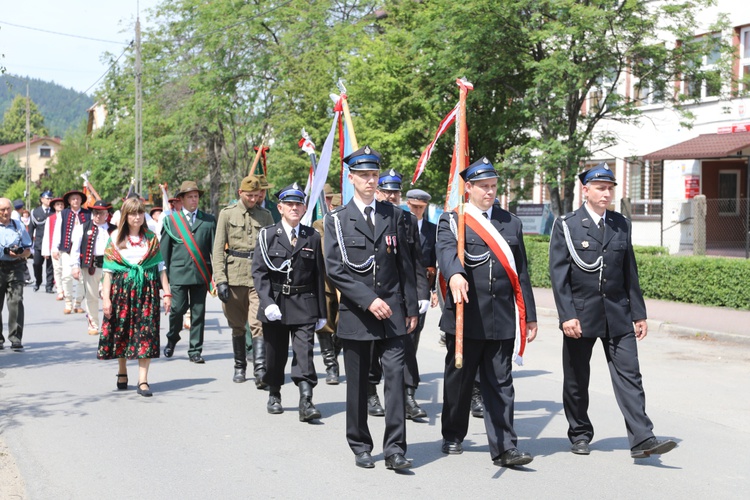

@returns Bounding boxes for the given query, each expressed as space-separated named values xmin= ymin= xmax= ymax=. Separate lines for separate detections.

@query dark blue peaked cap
xmin=378 ymin=169 xmax=403 ymax=191
xmin=459 ymin=157 xmax=499 ymax=182
xmin=578 ymin=162 xmax=617 ymax=185
xmin=343 ymin=145 xmax=382 ymax=171
xmin=275 ymin=183 xmax=306 ymax=203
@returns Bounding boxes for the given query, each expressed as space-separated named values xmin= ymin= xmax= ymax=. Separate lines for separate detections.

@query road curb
xmin=536 ymin=306 xmax=750 ymax=345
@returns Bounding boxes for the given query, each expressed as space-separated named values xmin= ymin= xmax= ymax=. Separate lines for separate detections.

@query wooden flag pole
xmin=249 ymin=143 xmax=265 ymax=176
xmin=337 ymin=80 xmax=359 ymax=150
xmin=454 ymin=78 xmax=471 ymax=369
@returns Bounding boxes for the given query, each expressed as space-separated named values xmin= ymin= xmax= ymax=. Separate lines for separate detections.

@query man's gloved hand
xmin=315 ymin=318 xmax=327 ymax=331
xmin=216 ymin=282 xmax=230 ymax=303
xmin=265 ymin=304 xmax=282 ymax=322
xmin=418 ymin=300 xmax=430 ymax=315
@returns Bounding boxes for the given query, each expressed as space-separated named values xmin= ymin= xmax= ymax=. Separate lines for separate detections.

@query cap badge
xmin=482 ymin=157 xmax=489 ymax=164
xmin=389 ymin=169 xmax=396 ymax=176
xmin=292 ymin=182 xmax=299 ymax=190
xmin=604 ymin=165 xmax=610 ymax=170
xmin=364 ymin=146 xmax=371 ymax=154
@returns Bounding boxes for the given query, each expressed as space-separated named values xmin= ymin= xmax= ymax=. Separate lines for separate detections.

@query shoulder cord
xmin=332 ymin=212 xmax=375 ymax=274
xmin=560 ymin=218 xmax=604 ymax=287
xmin=258 ymin=227 xmax=293 ymax=281
xmin=446 ymin=212 xmax=490 ymax=268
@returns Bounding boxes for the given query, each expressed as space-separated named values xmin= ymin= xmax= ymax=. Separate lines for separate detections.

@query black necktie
xmin=482 ymin=212 xmax=489 ymax=219
xmin=598 ymin=219 xmax=605 ymax=234
xmin=290 ymin=228 xmax=297 ymax=247
xmin=364 ymin=206 xmax=374 ymax=234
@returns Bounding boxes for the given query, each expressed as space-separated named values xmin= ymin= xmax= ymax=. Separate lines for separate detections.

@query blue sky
xmin=0 ymin=0 xmax=161 ymax=93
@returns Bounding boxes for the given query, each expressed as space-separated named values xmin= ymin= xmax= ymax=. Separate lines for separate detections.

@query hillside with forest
xmin=0 ymin=74 xmax=93 ymax=139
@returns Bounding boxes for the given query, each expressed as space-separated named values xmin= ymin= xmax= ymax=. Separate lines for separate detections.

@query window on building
xmin=741 ymin=27 xmax=750 ymax=91
xmin=632 ymin=58 xmax=665 ymax=107
xmin=39 ymin=147 xmax=51 ymax=158
xmin=588 ymin=70 xmax=615 ymax=114
xmin=718 ymin=170 xmax=740 ymax=215
xmin=629 ymin=160 xmax=662 ymax=219
xmin=684 ymin=36 xmax=722 ymax=99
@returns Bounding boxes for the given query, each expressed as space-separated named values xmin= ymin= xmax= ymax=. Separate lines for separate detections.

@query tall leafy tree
xmin=0 ymin=95 xmax=49 ymax=144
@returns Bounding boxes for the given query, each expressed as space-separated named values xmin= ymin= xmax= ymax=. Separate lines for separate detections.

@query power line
xmin=80 ymin=42 xmax=133 ymax=97
xmin=0 ymin=20 xmax=129 ymax=45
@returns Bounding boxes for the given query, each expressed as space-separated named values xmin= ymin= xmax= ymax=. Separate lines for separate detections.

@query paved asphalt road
xmin=1 ymin=287 xmax=749 ymax=499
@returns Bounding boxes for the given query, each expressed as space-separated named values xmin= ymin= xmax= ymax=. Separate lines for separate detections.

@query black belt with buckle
xmin=272 ymin=282 xmax=314 ymax=295
xmin=227 ymin=249 xmax=254 ymax=259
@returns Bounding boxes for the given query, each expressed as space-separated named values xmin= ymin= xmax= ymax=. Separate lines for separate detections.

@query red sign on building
xmin=684 ymin=175 xmax=700 ymax=199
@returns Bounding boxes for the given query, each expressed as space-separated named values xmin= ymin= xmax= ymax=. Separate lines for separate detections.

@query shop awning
xmin=643 ymin=131 xmax=750 ymax=161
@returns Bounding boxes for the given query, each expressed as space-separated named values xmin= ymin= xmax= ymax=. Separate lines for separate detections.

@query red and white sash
xmin=464 ymin=204 xmax=527 ymax=365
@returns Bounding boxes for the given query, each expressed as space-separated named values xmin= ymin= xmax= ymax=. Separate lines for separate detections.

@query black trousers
xmin=367 ymin=312 xmax=423 ymax=388
xmin=33 ymin=249 xmax=53 ymax=288
xmin=0 ymin=261 xmax=25 ymax=345
xmin=562 ymin=332 xmax=655 ymax=448
xmin=441 ymin=335 xmax=517 ymax=460
xmin=342 ymin=336 xmax=407 ymax=458
xmin=263 ymin=321 xmax=317 ymax=387
xmin=166 ymin=283 xmax=207 ymax=357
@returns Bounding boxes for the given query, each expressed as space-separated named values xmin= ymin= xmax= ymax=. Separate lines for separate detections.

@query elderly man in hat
xmin=437 ymin=157 xmax=537 ymax=467
xmin=549 ymin=162 xmax=677 ymax=459
xmin=252 ymin=183 xmax=326 ymax=421
xmin=70 ymin=200 xmax=114 ymax=335
xmin=52 ymin=189 xmax=91 ymax=314
xmin=161 ymin=181 xmax=217 ymax=364
xmin=30 ymin=190 xmax=56 ymax=293
xmin=324 ymin=146 xmax=419 ymax=470
xmin=0 ymin=197 xmax=33 ymax=350
xmin=365 ymin=170 xmax=431 ymax=421
xmin=213 ymin=175 xmax=274 ymax=384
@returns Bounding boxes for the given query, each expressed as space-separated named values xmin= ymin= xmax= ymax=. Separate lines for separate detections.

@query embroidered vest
xmin=79 ymin=220 xmax=112 ymax=268
xmin=60 ymin=209 xmax=90 ymax=253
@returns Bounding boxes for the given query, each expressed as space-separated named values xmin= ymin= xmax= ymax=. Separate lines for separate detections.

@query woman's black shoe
xmin=137 ymin=382 xmax=153 ymax=397
xmin=116 ymin=373 xmax=128 ymax=390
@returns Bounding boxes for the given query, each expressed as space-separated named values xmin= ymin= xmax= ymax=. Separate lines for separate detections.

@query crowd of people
xmin=2 ymin=152 xmax=677 ymax=470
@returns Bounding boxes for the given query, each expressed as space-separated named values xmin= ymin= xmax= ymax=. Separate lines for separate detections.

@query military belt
xmin=226 ymin=249 xmax=254 ymax=259
xmin=272 ymin=282 xmax=314 ymax=295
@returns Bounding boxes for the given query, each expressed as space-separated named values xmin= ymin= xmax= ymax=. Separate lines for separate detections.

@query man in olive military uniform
xmin=161 ymin=181 xmax=217 ymax=364
xmin=437 ymin=157 xmax=537 ymax=467
xmin=324 ymin=146 xmax=419 ymax=471
xmin=212 ymin=175 xmax=274 ymax=385
xmin=252 ymin=183 xmax=326 ymax=422
xmin=549 ymin=163 xmax=677 ymax=459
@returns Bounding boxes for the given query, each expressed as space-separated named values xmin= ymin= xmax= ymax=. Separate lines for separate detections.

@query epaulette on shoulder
xmin=560 ymin=210 xmax=576 ymax=221
xmin=330 ymin=205 xmax=346 ymax=215
xmin=221 ymin=202 xmax=238 ymax=211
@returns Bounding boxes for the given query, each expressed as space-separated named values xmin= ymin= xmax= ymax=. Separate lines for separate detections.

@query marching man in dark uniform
xmin=437 ymin=157 xmax=537 ymax=467
xmin=0 ymin=197 xmax=33 ymax=351
xmin=548 ymin=163 xmax=677 ymax=459
xmin=369 ymin=170 xmax=430 ymax=420
xmin=324 ymin=146 xmax=419 ymax=470
xmin=213 ymin=175 xmax=274 ymax=385
xmin=52 ymin=190 xmax=91 ymax=314
xmin=30 ymin=190 xmax=55 ymax=293
xmin=161 ymin=181 xmax=217 ymax=364
xmin=70 ymin=200 xmax=113 ymax=336
xmin=252 ymin=183 xmax=326 ymax=422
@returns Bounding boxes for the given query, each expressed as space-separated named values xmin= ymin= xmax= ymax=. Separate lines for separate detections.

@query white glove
xmin=265 ymin=304 xmax=282 ymax=322
xmin=315 ymin=318 xmax=327 ymax=331
xmin=418 ymin=300 xmax=430 ymax=315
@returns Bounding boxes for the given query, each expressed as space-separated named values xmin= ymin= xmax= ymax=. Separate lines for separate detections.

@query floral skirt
xmin=98 ymin=271 xmax=161 ymax=359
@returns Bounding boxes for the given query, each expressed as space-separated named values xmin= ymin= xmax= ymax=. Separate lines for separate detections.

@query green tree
xmin=0 ymin=155 xmax=23 ymax=195
xmin=0 ymin=95 xmax=49 ymax=144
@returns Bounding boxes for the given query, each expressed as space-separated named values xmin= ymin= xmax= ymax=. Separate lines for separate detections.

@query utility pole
xmin=134 ymin=9 xmax=143 ymax=195
xmin=25 ymin=83 xmax=30 ymax=210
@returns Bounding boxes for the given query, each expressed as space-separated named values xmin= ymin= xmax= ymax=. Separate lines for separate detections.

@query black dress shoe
xmin=163 ymin=342 xmax=175 ymax=358
xmin=384 ymin=453 xmax=412 ymax=470
xmin=630 ymin=437 xmax=677 ymax=458
xmin=494 ymin=448 xmax=533 ymax=467
xmin=571 ymin=439 xmax=590 ymax=455
xmin=189 ymin=354 xmax=205 ymax=364
xmin=367 ymin=394 xmax=385 ymax=417
xmin=267 ymin=392 xmax=283 ymax=414
xmin=137 ymin=382 xmax=153 ymax=397
xmin=33 ymin=284 xmax=40 ymax=292
xmin=354 ymin=451 xmax=375 ymax=469
xmin=10 ymin=342 xmax=23 ymax=351
xmin=46 ymin=286 xmax=55 ymax=293
xmin=441 ymin=440 xmax=463 ymax=455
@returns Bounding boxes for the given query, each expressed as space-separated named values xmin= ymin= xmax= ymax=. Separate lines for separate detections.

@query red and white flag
xmin=411 ymin=105 xmax=458 ymax=185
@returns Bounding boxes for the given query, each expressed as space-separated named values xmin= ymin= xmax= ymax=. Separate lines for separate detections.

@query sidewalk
xmin=533 ymin=287 xmax=750 ymax=344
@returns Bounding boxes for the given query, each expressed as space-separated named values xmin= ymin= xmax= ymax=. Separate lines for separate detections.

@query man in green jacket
xmin=213 ymin=175 xmax=275 ymax=385
xmin=162 ymin=181 xmax=217 ymax=364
